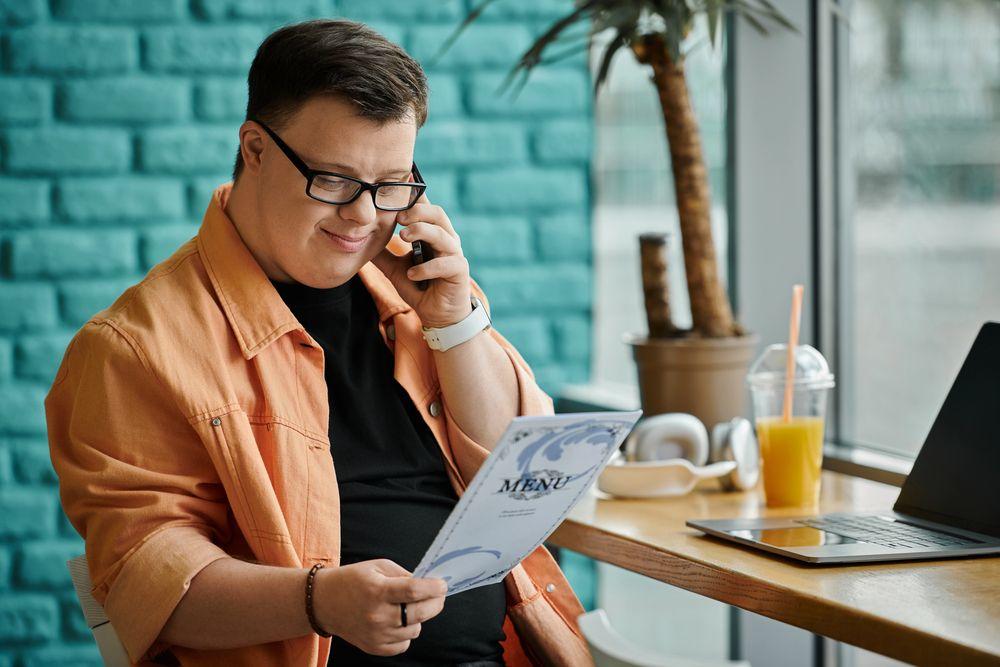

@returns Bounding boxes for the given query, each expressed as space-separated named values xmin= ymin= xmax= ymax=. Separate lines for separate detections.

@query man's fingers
xmin=407 ymin=255 xmax=469 ymax=284
xmin=371 ymin=559 xmax=411 ymax=578
xmin=383 ymin=575 xmax=448 ymax=603
xmin=373 ymin=639 xmax=412 ymax=657
xmin=396 ymin=203 xmax=458 ymax=238
xmin=397 ymin=596 xmax=446 ymax=625
xmin=399 ymin=221 xmax=461 ymax=256
xmin=381 ymin=621 xmax=422 ymax=642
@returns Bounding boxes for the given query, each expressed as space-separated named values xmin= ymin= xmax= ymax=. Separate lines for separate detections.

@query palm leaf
xmin=725 ymin=0 xmax=799 ymax=34
xmin=735 ymin=8 xmax=767 ymax=34
xmin=538 ymin=42 xmax=593 ymax=67
xmin=443 ymin=0 xmax=798 ymax=99
xmin=594 ymin=29 xmax=629 ymax=94
xmin=756 ymin=0 xmax=801 ymax=31
xmin=498 ymin=0 xmax=603 ymax=96
xmin=514 ymin=0 xmax=601 ymax=69
xmin=706 ymin=0 xmax=722 ymax=46
xmin=427 ymin=0 xmax=502 ymax=66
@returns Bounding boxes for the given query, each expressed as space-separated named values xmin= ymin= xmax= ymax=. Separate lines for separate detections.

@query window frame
xmin=815 ymin=0 xmax=913 ymax=486
xmin=732 ymin=0 xmax=913 ymax=486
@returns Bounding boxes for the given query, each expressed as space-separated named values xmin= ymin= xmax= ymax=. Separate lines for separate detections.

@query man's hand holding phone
xmin=371 ymin=193 xmax=474 ymax=329
xmin=409 ymin=239 xmax=433 ymax=292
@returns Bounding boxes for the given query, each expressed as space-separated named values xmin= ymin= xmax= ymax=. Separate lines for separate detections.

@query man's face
xmin=240 ymin=95 xmax=417 ymax=287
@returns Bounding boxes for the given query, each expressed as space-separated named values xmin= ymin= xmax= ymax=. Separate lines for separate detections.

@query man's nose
xmin=339 ymin=189 xmax=378 ymax=226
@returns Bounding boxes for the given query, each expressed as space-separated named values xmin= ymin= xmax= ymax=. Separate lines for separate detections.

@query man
xmin=45 ymin=18 xmax=591 ymax=667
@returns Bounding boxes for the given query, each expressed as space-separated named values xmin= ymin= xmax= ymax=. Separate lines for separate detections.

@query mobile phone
xmin=411 ymin=240 xmax=434 ymax=291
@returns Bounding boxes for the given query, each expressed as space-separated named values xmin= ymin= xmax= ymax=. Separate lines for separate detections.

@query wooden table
xmin=549 ymin=471 xmax=1000 ymax=666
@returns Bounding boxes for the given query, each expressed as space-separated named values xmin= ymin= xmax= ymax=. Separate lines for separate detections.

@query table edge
xmin=550 ymin=518 xmax=1000 ymax=667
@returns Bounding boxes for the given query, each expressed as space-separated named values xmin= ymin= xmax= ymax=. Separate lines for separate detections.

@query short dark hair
xmin=232 ymin=19 xmax=428 ymax=180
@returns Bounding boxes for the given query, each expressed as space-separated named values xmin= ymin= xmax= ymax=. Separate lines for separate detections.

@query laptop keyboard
xmin=795 ymin=515 xmax=982 ymax=549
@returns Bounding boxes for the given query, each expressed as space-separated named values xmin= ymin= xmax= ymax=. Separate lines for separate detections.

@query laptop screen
xmin=894 ymin=322 xmax=1000 ymax=537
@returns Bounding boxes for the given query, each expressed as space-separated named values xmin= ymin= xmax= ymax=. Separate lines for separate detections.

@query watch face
xmin=471 ymin=295 xmax=490 ymax=322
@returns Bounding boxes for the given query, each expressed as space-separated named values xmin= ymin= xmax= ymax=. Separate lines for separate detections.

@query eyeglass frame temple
xmin=251 ymin=119 xmax=426 ymax=209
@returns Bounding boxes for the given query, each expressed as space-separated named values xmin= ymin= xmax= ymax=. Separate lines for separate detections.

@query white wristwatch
xmin=421 ymin=295 xmax=492 ymax=352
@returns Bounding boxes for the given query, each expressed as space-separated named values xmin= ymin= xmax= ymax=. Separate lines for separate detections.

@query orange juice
xmin=756 ymin=416 xmax=825 ymax=507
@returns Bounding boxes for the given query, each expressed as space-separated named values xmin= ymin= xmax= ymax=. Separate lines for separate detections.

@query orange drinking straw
xmin=782 ymin=284 xmax=804 ymax=423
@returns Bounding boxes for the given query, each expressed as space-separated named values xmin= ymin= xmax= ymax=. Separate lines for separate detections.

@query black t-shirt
xmin=269 ymin=274 xmax=507 ymax=666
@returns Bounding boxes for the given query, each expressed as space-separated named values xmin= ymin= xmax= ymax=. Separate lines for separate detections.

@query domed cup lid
xmin=746 ymin=343 xmax=835 ymax=391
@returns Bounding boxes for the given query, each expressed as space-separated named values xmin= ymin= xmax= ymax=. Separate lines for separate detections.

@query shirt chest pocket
xmin=197 ymin=408 xmax=341 ymax=567
xmin=261 ymin=420 xmax=341 ymax=565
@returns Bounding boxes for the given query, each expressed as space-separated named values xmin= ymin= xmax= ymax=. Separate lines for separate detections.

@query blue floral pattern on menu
xmin=513 ymin=419 xmax=633 ymax=481
xmin=423 ymin=545 xmax=504 ymax=591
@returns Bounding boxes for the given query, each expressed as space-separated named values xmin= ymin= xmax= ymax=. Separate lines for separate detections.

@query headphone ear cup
xmin=627 ymin=414 xmax=709 ymax=466
xmin=688 ymin=424 xmax=709 ymax=465
xmin=710 ymin=421 xmax=733 ymax=463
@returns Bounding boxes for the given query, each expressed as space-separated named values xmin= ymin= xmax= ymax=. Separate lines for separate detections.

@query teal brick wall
xmin=0 ymin=0 xmax=593 ymax=660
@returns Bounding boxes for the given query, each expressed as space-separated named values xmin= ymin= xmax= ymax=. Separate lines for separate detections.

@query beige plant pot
xmin=625 ymin=332 xmax=760 ymax=431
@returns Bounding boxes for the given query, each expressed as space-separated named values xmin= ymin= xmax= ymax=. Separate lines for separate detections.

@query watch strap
xmin=421 ymin=295 xmax=491 ymax=352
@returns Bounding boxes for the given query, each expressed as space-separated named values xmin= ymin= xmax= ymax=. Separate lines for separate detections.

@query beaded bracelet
xmin=305 ymin=563 xmax=332 ymax=638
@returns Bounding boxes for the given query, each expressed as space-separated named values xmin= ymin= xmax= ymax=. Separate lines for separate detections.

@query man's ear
xmin=238 ymin=121 xmax=267 ymax=175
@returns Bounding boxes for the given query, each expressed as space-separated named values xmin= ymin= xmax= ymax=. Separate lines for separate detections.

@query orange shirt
xmin=45 ymin=184 xmax=591 ymax=666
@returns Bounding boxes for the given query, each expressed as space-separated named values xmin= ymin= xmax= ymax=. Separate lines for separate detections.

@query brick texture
xmin=0 ymin=1 xmax=592 ymax=660
xmin=7 ymin=26 xmax=138 ymax=74
xmin=58 ymin=77 xmax=191 ymax=123
xmin=0 ymin=178 xmax=50 ymax=226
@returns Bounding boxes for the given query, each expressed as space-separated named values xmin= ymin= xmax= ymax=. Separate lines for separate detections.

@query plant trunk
xmin=633 ymin=34 xmax=740 ymax=338
xmin=639 ymin=232 xmax=676 ymax=337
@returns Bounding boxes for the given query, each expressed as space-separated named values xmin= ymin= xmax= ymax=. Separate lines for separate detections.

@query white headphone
xmin=597 ymin=413 xmax=760 ymax=499
xmin=625 ymin=413 xmax=709 ymax=465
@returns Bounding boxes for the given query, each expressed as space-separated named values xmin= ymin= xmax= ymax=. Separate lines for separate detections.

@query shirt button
xmin=386 ymin=324 xmax=396 ymax=341
xmin=428 ymin=400 xmax=441 ymax=418
xmin=211 ymin=417 xmax=221 ymax=427
xmin=545 ymin=583 xmax=556 ymax=593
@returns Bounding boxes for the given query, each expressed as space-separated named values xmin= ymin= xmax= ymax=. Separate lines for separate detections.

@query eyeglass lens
xmin=309 ymin=174 xmax=421 ymax=210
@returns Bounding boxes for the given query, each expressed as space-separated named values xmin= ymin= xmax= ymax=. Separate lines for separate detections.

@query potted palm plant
xmin=446 ymin=0 xmax=795 ymax=429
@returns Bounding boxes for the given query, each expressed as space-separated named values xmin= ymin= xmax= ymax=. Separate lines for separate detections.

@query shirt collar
xmin=197 ymin=182 xmax=413 ymax=360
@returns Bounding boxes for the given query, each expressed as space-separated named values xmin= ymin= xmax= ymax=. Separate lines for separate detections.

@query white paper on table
xmin=414 ymin=410 xmax=642 ymax=595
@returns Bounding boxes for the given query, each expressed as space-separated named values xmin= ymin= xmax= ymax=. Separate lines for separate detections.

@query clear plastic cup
xmin=746 ymin=344 xmax=835 ymax=507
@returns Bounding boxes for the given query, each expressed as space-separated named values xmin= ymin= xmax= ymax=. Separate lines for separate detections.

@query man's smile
xmin=322 ymin=228 xmax=373 ymax=252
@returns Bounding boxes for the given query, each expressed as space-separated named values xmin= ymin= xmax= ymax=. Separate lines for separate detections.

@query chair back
xmin=67 ymin=554 xmax=131 ymax=667
xmin=578 ymin=608 xmax=752 ymax=667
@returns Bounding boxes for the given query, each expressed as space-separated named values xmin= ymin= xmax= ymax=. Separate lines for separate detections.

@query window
xmin=835 ymin=0 xmax=1000 ymax=458
xmin=590 ymin=20 xmax=730 ymax=388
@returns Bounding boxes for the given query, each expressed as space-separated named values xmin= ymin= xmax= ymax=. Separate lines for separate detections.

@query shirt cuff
xmin=97 ymin=524 xmax=230 ymax=663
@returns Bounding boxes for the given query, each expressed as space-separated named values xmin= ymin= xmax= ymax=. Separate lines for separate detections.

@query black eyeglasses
xmin=252 ymin=119 xmax=427 ymax=211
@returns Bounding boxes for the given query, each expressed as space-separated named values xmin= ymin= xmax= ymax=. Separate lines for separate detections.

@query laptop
xmin=686 ymin=321 xmax=1000 ymax=564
